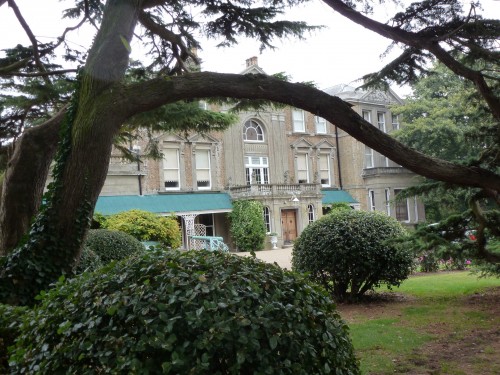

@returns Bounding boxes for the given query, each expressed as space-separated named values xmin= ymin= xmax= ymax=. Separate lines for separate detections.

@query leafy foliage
xmin=103 ymin=210 xmax=181 ymax=249
xmin=73 ymin=245 xmax=103 ymax=274
xmin=392 ymin=61 xmax=496 ymax=169
xmin=0 ymin=304 xmax=30 ymax=373
xmin=229 ymin=200 xmax=266 ymax=252
xmin=84 ymin=229 xmax=145 ymax=264
xmin=8 ymin=250 xmax=360 ymax=374
xmin=400 ymin=210 xmax=499 ymax=275
xmin=293 ymin=210 xmax=412 ymax=302
xmin=391 ymin=61 xmax=499 ymax=269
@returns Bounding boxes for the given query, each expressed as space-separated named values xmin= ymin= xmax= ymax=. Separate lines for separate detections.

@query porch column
xmin=181 ymin=214 xmax=197 ymax=250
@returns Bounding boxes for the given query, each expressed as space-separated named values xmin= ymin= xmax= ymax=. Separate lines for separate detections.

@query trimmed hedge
xmin=293 ymin=210 xmax=413 ymax=302
xmin=73 ymin=246 xmax=103 ymax=274
xmin=84 ymin=229 xmax=145 ymax=264
xmin=9 ymin=250 xmax=360 ymax=374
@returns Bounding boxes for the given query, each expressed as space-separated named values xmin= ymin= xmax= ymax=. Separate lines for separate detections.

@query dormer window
xmin=243 ymin=120 xmax=264 ymax=142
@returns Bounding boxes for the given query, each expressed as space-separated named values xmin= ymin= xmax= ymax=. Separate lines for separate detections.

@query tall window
xmin=392 ymin=114 xmax=400 ymax=130
xmin=163 ymin=148 xmax=180 ymax=190
xmin=362 ymin=110 xmax=372 ymax=123
xmin=364 ymin=146 xmax=374 ymax=168
xmin=368 ymin=190 xmax=376 ymax=211
xmin=377 ymin=112 xmax=386 ymax=132
xmin=263 ymin=206 xmax=271 ymax=233
xmin=308 ymin=204 xmax=315 ymax=224
xmin=385 ymin=188 xmax=391 ymax=216
xmin=296 ymin=154 xmax=309 ymax=183
xmin=243 ymin=119 xmax=264 ymax=141
xmin=292 ymin=109 xmax=305 ymax=132
xmin=195 ymin=149 xmax=211 ymax=189
xmin=245 ymin=156 xmax=269 ymax=185
xmin=315 ymin=116 xmax=327 ymax=134
xmin=319 ymin=154 xmax=331 ymax=187
xmin=394 ymin=189 xmax=410 ymax=222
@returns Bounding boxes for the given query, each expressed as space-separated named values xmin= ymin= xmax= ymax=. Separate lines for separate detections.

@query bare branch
xmin=321 ymin=0 xmax=500 ymax=120
xmin=138 ymin=10 xmax=199 ymax=74
xmin=2 ymin=69 xmax=78 ymax=78
xmin=7 ymin=0 xmax=51 ymax=85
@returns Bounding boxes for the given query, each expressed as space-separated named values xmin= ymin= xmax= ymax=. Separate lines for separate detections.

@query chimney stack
xmin=246 ymin=56 xmax=258 ymax=68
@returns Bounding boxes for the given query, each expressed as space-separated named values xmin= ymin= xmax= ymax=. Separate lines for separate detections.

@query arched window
xmin=307 ymin=204 xmax=315 ymax=224
xmin=263 ymin=206 xmax=271 ymax=232
xmin=243 ymin=119 xmax=264 ymax=141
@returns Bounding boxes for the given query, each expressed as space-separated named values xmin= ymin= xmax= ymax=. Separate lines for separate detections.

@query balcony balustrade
xmin=228 ymin=183 xmax=321 ymax=199
xmin=362 ymin=167 xmax=412 ymax=177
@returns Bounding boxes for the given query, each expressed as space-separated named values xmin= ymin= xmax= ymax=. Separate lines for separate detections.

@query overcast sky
xmin=1 ymin=0 xmax=499 ymax=97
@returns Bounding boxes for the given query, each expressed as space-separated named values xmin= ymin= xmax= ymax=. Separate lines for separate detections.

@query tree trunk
xmin=0 ymin=109 xmax=64 ymax=255
xmin=0 ymin=0 xmax=142 ymax=305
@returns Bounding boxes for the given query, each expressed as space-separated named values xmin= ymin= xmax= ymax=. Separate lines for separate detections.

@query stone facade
xmin=100 ymin=58 xmax=425 ymax=249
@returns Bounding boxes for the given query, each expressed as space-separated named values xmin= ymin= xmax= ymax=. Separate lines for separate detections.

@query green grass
xmin=386 ymin=271 xmax=500 ymax=298
xmin=349 ymin=319 xmax=432 ymax=374
xmin=345 ymin=271 xmax=500 ymax=374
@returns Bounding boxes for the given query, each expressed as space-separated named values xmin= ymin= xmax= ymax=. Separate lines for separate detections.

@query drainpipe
xmin=334 ymin=126 xmax=343 ymax=190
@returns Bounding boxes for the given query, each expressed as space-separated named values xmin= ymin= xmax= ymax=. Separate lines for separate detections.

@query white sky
xmin=1 ymin=0 xmax=499 ymax=97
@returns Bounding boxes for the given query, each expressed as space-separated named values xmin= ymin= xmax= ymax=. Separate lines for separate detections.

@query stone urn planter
xmin=268 ymin=233 xmax=278 ymax=249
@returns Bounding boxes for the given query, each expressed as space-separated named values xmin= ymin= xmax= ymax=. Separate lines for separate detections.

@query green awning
xmin=322 ymin=190 xmax=358 ymax=204
xmin=96 ymin=193 xmax=232 ymax=215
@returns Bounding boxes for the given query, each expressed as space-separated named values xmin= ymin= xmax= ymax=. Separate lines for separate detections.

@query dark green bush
xmin=0 ymin=304 xmax=29 ymax=373
xmin=84 ymin=229 xmax=145 ymax=264
xmin=229 ymin=200 xmax=266 ymax=251
xmin=9 ymin=250 xmax=360 ymax=375
xmin=73 ymin=245 xmax=103 ymax=274
xmin=293 ymin=210 xmax=413 ymax=302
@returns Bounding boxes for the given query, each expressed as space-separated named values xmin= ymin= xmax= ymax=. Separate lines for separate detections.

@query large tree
xmin=392 ymin=61 xmax=498 ymax=267
xmin=0 ymin=0 xmax=498 ymax=305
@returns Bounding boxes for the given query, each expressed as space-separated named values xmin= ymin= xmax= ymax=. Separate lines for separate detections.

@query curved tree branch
xmin=116 ymin=72 xmax=500 ymax=192
xmin=321 ymin=0 xmax=500 ymax=120
xmin=0 ymin=106 xmax=67 ymax=255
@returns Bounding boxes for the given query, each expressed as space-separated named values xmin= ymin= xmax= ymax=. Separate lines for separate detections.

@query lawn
xmin=337 ymin=271 xmax=500 ymax=375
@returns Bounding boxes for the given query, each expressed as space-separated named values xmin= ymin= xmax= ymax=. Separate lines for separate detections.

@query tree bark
xmin=0 ymin=0 xmax=142 ymax=305
xmin=0 ymin=109 xmax=64 ymax=255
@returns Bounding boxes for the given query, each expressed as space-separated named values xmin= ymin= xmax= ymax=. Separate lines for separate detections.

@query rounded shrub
xmin=293 ymin=210 xmax=413 ymax=302
xmin=84 ymin=229 xmax=145 ymax=264
xmin=73 ymin=245 xmax=103 ymax=274
xmin=104 ymin=209 xmax=181 ymax=249
xmin=9 ymin=250 xmax=360 ymax=375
